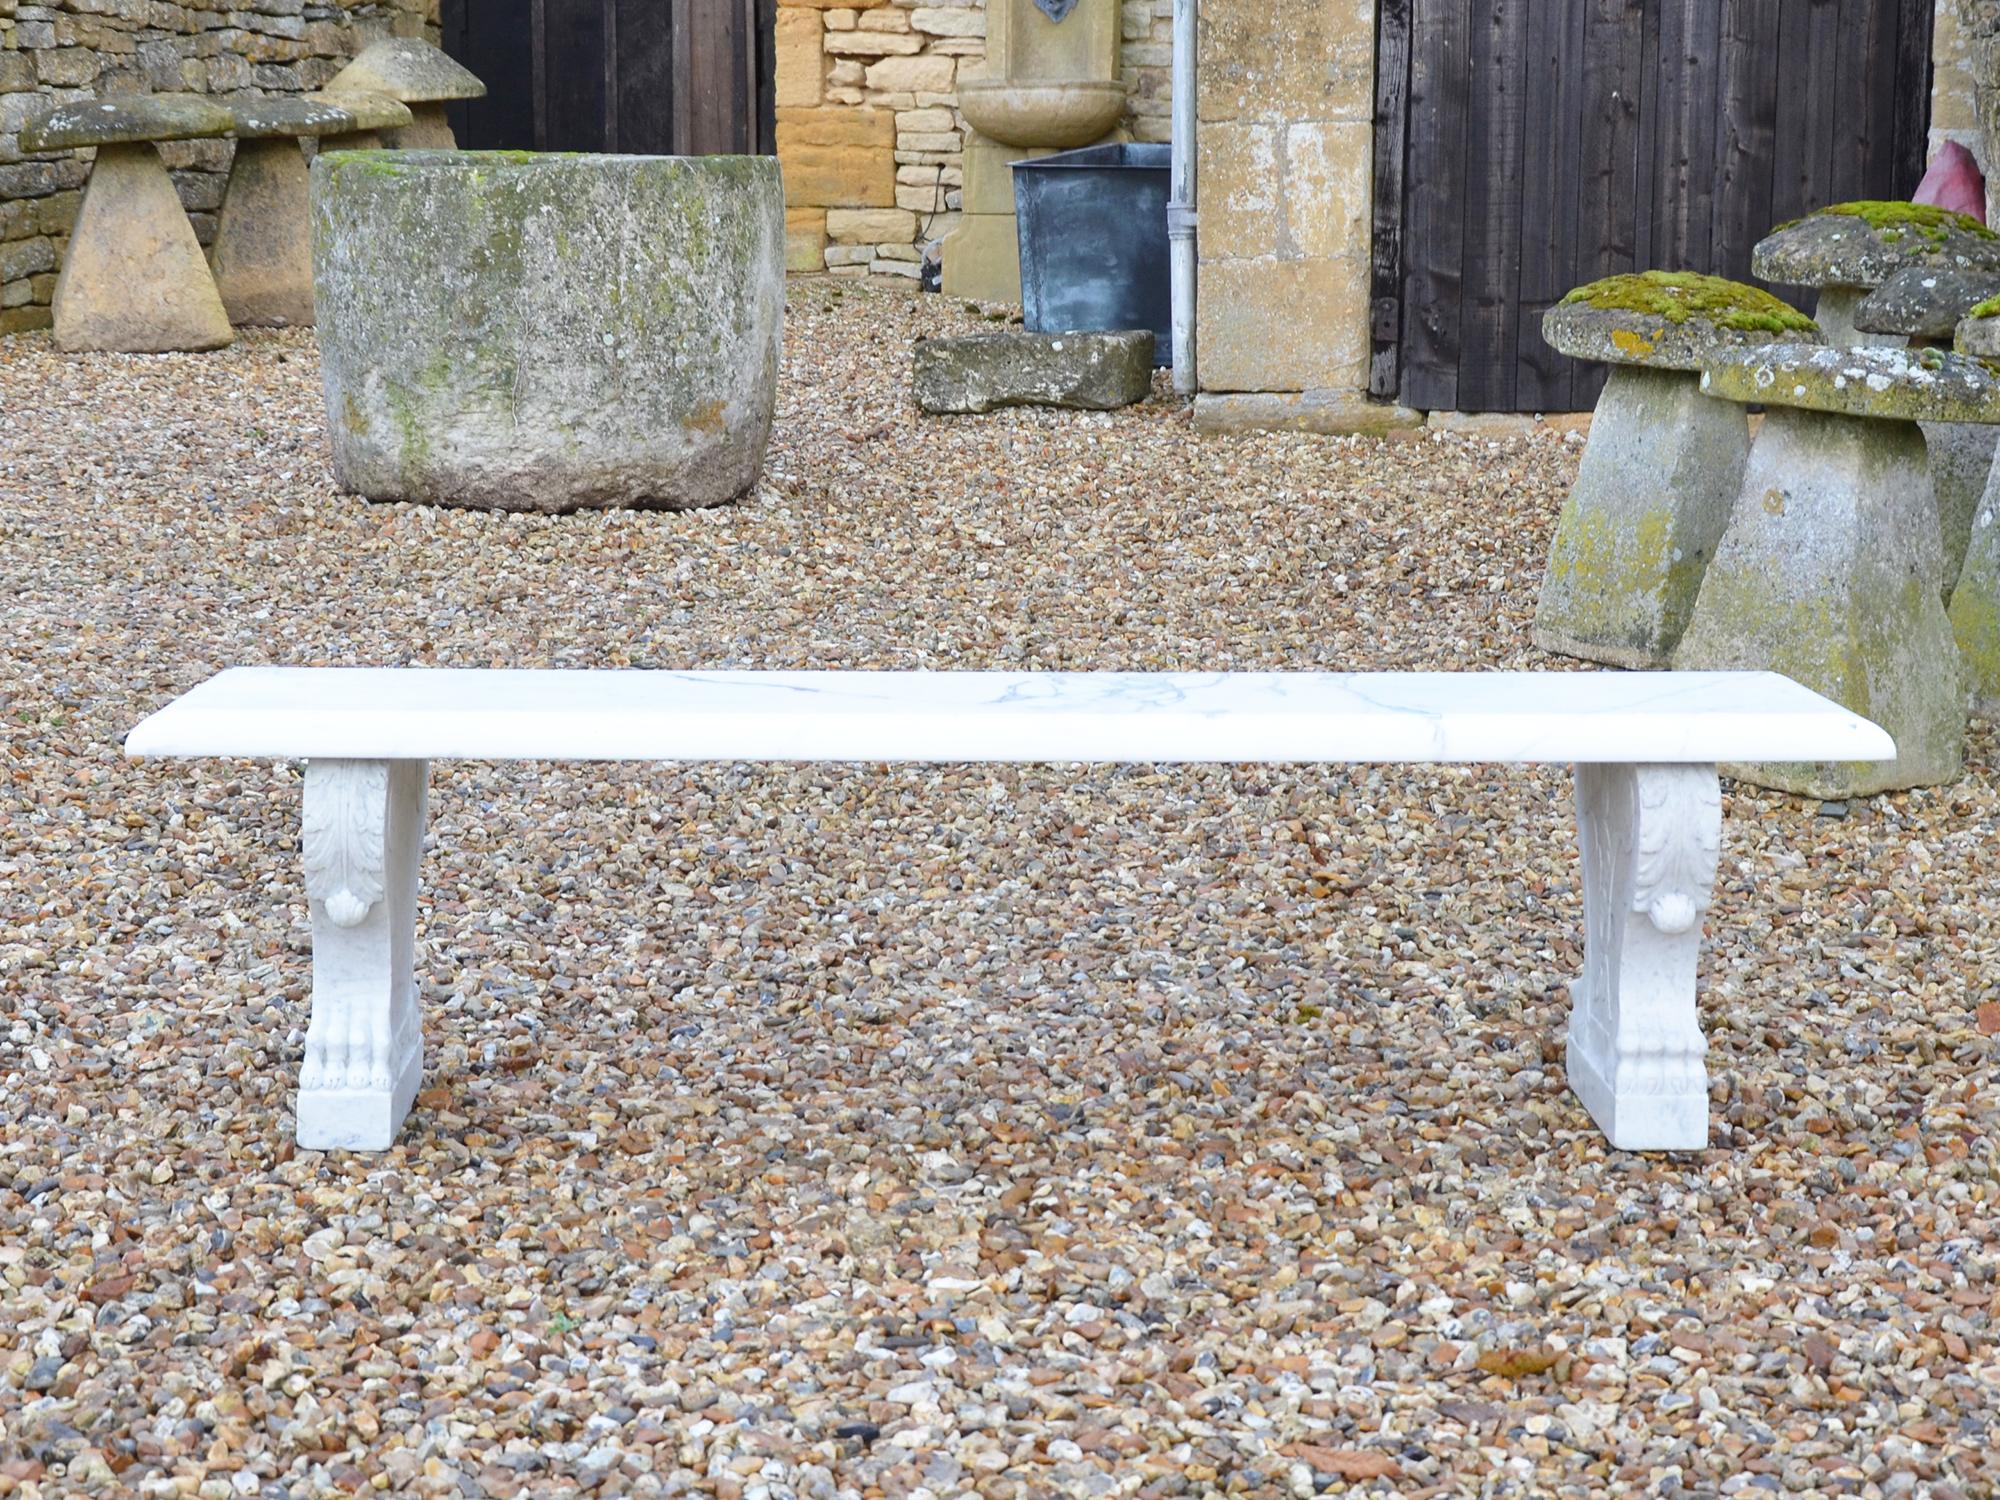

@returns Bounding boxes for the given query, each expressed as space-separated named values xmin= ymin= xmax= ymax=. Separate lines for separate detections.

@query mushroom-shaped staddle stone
xmin=1752 ymin=202 xmax=2000 ymax=348
xmin=313 ymin=151 xmax=785 ymax=512
xmin=212 ymin=97 xmax=378 ymax=329
xmin=1855 ymin=264 xmax=2000 ymax=341
xmin=1855 ymin=264 xmax=2000 ymax=598
xmin=1533 ymin=272 xmax=1820 ymax=671
xmin=325 ymin=39 xmax=484 ymax=149
xmin=1948 ymin=302 xmax=2000 ymax=717
xmin=21 ymin=94 xmax=235 ymax=353
xmin=1674 ymin=343 xmax=1987 ymax=797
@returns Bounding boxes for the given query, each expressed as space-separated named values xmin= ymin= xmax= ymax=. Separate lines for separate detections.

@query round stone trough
xmin=312 ymin=151 xmax=785 ymax=513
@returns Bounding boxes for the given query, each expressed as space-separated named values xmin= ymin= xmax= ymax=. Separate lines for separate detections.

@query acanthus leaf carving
xmin=303 ymin=759 xmax=388 ymax=928
xmin=1631 ymin=769 xmax=1721 ymax=935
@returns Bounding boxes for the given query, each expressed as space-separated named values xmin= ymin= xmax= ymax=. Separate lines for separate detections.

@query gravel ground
xmin=3 ymin=278 xmax=1999 ymax=1499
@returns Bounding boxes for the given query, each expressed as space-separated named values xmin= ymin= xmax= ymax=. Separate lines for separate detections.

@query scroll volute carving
xmin=303 ymin=760 xmax=388 ymax=928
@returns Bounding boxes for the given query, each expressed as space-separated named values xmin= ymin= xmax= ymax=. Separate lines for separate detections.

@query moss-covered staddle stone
xmin=1754 ymin=202 xmax=2000 ymax=349
xmin=1957 ymin=309 xmax=2000 ymax=359
xmin=1545 ymin=272 xmax=1819 ymax=369
xmin=22 ymin=94 xmax=234 ymax=353
xmin=1701 ymin=343 xmax=2000 ymax=423
xmin=325 ymin=38 xmax=485 ymax=150
xmin=1677 ymin=346 xmax=1970 ymax=794
xmin=313 ymin=150 xmax=784 ymax=513
xmin=1855 ymin=264 xmax=2000 ymax=340
xmin=1705 ymin=344 xmax=2000 ymax=597
xmin=1533 ymin=274 xmax=1818 ymax=669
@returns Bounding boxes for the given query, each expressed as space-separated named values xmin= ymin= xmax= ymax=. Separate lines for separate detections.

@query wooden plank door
xmin=1374 ymin=0 xmax=1935 ymax=413
xmin=440 ymin=0 xmax=776 ymax=156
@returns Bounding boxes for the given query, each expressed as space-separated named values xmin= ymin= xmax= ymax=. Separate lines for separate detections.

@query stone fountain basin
xmin=958 ymin=78 xmax=1126 ymax=148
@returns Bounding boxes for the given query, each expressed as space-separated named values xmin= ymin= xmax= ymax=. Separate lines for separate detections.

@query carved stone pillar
xmin=298 ymin=758 xmax=428 ymax=1150
xmin=1567 ymin=762 xmax=1721 ymax=1152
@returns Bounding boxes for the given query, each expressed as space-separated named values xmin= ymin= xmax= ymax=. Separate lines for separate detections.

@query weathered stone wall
xmin=775 ymin=0 xmax=1173 ymax=278
xmin=1195 ymin=0 xmax=1372 ymax=393
xmin=1933 ymin=0 xmax=1993 ymax=166
xmin=0 ymin=0 xmax=433 ymax=333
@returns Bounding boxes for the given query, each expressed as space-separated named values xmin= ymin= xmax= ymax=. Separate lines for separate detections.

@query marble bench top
xmin=125 ymin=669 xmax=1895 ymax=766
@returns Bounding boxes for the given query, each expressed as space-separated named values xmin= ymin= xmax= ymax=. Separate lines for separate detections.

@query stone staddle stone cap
xmin=1543 ymin=271 xmax=1820 ymax=371
xmin=1751 ymin=201 xmax=2000 ymax=290
xmin=20 ymin=93 xmax=235 ymax=152
xmin=1701 ymin=342 xmax=2000 ymax=425
xmin=1855 ymin=264 xmax=2000 ymax=339
xmin=227 ymin=95 xmax=362 ymax=140
xmin=325 ymin=38 xmax=486 ymax=103
xmin=302 ymin=91 xmax=413 ymax=133
xmin=1955 ymin=309 xmax=2000 ymax=360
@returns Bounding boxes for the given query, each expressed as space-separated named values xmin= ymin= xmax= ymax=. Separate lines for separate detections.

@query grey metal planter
xmin=1012 ymin=143 xmax=1172 ymax=367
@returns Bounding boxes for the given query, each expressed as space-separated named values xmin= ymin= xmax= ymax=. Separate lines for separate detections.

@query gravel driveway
xmin=2 ymin=279 xmax=1997 ymax=1497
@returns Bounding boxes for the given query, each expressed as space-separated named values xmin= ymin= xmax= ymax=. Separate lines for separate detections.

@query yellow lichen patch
xmin=1610 ymin=327 xmax=1660 ymax=357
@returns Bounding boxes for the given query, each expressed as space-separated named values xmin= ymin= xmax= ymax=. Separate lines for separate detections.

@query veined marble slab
xmin=126 ymin=667 xmax=1894 ymax=765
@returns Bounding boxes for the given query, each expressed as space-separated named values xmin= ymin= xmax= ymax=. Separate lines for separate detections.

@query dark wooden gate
xmin=1373 ymin=0 xmax=1935 ymax=413
xmin=440 ymin=0 xmax=777 ymax=157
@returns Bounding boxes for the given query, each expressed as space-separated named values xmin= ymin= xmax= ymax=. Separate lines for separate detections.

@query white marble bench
xmin=126 ymin=668 xmax=1893 ymax=1154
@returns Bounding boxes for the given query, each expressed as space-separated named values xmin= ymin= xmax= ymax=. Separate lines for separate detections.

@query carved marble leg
xmin=1566 ymin=763 xmax=1721 ymax=1152
xmin=297 ymin=758 xmax=428 ymax=1150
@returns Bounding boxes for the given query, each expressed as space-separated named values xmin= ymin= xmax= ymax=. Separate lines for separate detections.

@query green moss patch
xmin=1819 ymin=200 xmax=1997 ymax=243
xmin=1560 ymin=271 xmax=1818 ymax=334
xmin=1971 ymin=294 xmax=2000 ymax=319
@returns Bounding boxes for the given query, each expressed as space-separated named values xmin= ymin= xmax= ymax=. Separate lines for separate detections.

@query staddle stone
xmin=1753 ymin=202 xmax=2000 ymax=349
xmin=1535 ymin=273 xmax=1820 ymax=669
xmin=213 ymin=97 xmax=384 ymax=328
xmin=326 ymin=38 xmax=485 ymax=149
xmin=19 ymin=93 xmax=234 ymax=152
xmin=314 ymin=151 xmax=784 ymax=512
xmin=1854 ymin=265 xmax=2000 ymax=341
xmin=1677 ymin=343 xmax=1973 ymax=796
xmin=913 ymin=330 xmax=1155 ymax=413
xmin=52 ymin=148 xmax=232 ymax=353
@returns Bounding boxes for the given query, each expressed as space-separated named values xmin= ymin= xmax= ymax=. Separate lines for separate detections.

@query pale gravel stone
xmin=2 ymin=281 xmax=1999 ymax=1499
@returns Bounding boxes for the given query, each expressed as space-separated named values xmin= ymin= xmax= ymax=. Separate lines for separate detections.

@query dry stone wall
xmin=0 ymin=0 xmax=432 ymax=333
xmin=775 ymin=0 xmax=1175 ymax=279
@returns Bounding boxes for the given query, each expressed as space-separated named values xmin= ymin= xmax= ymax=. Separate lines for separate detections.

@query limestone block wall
xmin=1935 ymin=0 xmax=2000 ymax=222
xmin=0 ymin=0 xmax=432 ymax=334
xmin=1194 ymin=0 xmax=1373 ymax=394
xmin=775 ymin=0 xmax=1174 ymax=279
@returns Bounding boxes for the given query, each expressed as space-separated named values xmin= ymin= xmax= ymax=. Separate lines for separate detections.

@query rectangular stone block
xmin=1198 ymin=255 xmax=1371 ymax=392
xmin=1198 ymin=0 xmax=1374 ymax=124
xmin=827 ymin=205 xmax=916 ymax=243
xmin=774 ymin=6 xmax=823 ymax=108
xmin=777 ymin=106 xmax=897 ymax=208
xmin=1284 ymin=120 xmax=1369 ymax=262
xmin=786 ymin=206 xmax=826 ymax=271
xmin=865 ymin=53 xmax=954 ymax=92
xmin=824 ymin=30 xmax=921 ymax=55
xmin=1196 ymin=121 xmax=1280 ymax=261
